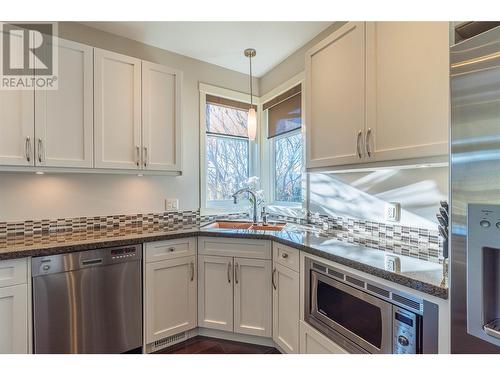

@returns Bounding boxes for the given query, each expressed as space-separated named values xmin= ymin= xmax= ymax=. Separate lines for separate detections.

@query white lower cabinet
xmin=272 ymin=262 xmax=300 ymax=353
xmin=198 ymin=255 xmax=234 ymax=332
xmin=234 ymin=258 xmax=272 ymax=337
xmin=0 ymin=258 xmax=30 ymax=354
xmin=299 ymin=321 xmax=348 ymax=354
xmin=145 ymin=256 xmax=197 ymax=343
xmin=197 ymin=237 xmax=272 ymax=338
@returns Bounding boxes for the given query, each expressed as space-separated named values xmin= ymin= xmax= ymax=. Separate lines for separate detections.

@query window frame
xmin=199 ymin=83 xmax=260 ymax=215
xmin=260 ymin=73 xmax=307 ymax=215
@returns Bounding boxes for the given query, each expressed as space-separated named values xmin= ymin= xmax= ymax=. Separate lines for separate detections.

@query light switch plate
xmin=385 ymin=202 xmax=401 ymax=222
xmin=165 ymin=198 xmax=179 ymax=211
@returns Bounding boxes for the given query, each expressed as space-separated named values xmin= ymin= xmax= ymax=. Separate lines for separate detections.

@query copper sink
xmin=203 ymin=221 xmax=286 ymax=231
xmin=249 ymin=223 xmax=286 ymax=231
xmin=204 ymin=221 xmax=253 ymax=230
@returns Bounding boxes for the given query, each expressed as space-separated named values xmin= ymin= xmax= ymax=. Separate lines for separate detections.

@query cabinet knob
xmin=281 ymin=253 xmax=289 ymax=259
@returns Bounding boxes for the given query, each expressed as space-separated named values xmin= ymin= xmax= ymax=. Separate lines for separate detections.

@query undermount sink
xmin=203 ymin=221 xmax=286 ymax=232
xmin=204 ymin=221 xmax=253 ymax=230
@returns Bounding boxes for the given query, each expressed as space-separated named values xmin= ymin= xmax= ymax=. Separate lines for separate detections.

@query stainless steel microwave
xmin=304 ymin=258 xmax=439 ymax=354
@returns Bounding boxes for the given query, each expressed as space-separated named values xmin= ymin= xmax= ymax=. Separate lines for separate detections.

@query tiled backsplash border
xmin=270 ymin=212 xmax=443 ymax=264
xmin=0 ymin=210 xmax=442 ymax=264
xmin=0 ymin=210 xmax=201 ymax=237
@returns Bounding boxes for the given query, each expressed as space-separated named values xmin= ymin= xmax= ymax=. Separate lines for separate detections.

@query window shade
xmin=267 ymin=91 xmax=302 ymax=139
xmin=206 ymin=94 xmax=256 ymax=138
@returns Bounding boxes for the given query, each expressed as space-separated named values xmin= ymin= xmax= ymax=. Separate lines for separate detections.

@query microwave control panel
xmin=393 ymin=306 xmax=418 ymax=354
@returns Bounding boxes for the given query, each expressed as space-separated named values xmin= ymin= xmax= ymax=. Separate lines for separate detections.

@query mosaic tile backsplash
xmin=0 ymin=209 xmax=443 ymax=264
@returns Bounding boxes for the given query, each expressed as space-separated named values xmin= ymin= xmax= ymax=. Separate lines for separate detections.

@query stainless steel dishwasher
xmin=32 ymin=245 xmax=142 ymax=354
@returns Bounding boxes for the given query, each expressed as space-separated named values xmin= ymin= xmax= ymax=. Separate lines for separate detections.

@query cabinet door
xmin=234 ymin=258 xmax=272 ymax=337
xmin=272 ymin=262 xmax=300 ymax=353
xmin=94 ymin=48 xmax=142 ymax=169
xmin=0 ymin=28 xmax=34 ymax=166
xmin=35 ymin=38 xmax=93 ymax=167
xmin=0 ymin=284 xmax=28 ymax=354
xmin=198 ymin=255 xmax=233 ymax=332
xmin=299 ymin=321 xmax=348 ymax=354
xmin=367 ymin=22 xmax=449 ymax=161
xmin=142 ymin=61 xmax=182 ymax=171
xmin=306 ymin=22 xmax=366 ymax=169
xmin=145 ymin=256 xmax=196 ymax=343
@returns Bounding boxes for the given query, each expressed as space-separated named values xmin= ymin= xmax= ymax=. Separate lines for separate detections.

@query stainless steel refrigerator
xmin=450 ymin=24 xmax=500 ymax=353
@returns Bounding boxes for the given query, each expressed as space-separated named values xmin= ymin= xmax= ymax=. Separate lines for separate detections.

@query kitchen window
xmin=200 ymin=84 xmax=258 ymax=214
xmin=262 ymin=81 xmax=304 ymax=207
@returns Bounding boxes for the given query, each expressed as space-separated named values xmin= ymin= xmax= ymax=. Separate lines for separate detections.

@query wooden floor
xmin=155 ymin=336 xmax=281 ymax=354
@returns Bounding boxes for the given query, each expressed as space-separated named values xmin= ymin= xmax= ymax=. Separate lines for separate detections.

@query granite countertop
xmin=0 ymin=221 xmax=447 ymax=299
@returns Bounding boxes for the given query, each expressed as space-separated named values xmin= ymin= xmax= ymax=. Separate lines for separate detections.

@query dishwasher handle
xmin=81 ymin=258 xmax=104 ymax=266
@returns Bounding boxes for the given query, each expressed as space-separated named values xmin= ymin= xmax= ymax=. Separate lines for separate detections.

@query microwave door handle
xmin=310 ymin=272 xmax=319 ymax=314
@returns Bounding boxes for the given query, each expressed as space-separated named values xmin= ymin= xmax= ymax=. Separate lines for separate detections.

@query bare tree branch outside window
xmin=274 ymin=132 xmax=302 ymax=202
xmin=206 ymin=103 xmax=249 ymax=202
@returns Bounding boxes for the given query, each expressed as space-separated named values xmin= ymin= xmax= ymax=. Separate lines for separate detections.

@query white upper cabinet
xmin=306 ymin=22 xmax=366 ymax=169
xmin=0 ymin=29 xmax=34 ymax=167
xmin=305 ymin=21 xmax=449 ymax=170
xmin=142 ymin=61 xmax=182 ymax=171
xmin=366 ymin=22 xmax=449 ymax=162
xmin=94 ymin=48 xmax=142 ymax=170
xmin=35 ymin=39 xmax=93 ymax=168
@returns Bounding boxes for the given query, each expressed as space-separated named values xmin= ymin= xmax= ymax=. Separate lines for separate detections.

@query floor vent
xmin=346 ymin=275 xmax=365 ymax=288
xmin=367 ymin=283 xmax=390 ymax=298
xmin=152 ymin=332 xmax=187 ymax=351
xmin=392 ymin=293 xmax=422 ymax=312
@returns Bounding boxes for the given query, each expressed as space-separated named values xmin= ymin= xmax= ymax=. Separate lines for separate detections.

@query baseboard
xmin=197 ymin=328 xmax=275 ymax=348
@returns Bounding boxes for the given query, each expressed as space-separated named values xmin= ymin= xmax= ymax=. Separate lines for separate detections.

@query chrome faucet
xmin=232 ymin=188 xmax=258 ymax=224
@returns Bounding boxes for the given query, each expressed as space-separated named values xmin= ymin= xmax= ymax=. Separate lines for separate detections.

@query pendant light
xmin=244 ymin=48 xmax=257 ymax=141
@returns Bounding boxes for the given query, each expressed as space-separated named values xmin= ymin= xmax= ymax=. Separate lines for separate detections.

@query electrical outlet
xmin=385 ymin=202 xmax=401 ymax=222
xmin=165 ymin=198 xmax=179 ymax=211
xmin=384 ymin=254 xmax=401 ymax=272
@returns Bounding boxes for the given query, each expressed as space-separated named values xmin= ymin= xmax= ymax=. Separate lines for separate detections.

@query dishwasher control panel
xmin=111 ymin=246 xmax=137 ymax=260
xmin=32 ymin=244 xmax=142 ymax=276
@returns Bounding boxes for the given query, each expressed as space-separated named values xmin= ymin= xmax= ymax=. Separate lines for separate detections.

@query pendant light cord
xmin=249 ymin=55 xmax=253 ymax=106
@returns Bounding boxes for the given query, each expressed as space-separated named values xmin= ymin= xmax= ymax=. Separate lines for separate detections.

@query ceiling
xmin=82 ymin=22 xmax=333 ymax=77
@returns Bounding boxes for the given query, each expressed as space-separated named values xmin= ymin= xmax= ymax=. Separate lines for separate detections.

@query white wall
xmin=0 ymin=22 xmax=259 ymax=222
xmin=309 ymin=167 xmax=448 ymax=230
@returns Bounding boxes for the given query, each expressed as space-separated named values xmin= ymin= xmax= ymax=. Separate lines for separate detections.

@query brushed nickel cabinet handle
xmin=366 ymin=128 xmax=372 ymax=157
xmin=190 ymin=262 xmax=194 ymax=282
xmin=143 ymin=146 xmax=148 ymax=168
xmin=37 ymin=138 xmax=43 ymax=163
xmin=356 ymin=130 xmax=363 ymax=158
xmin=136 ymin=145 xmax=140 ymax=167
xmin=235 ymin=262 xmax=239 ymax=284
xmin=25 ymin=137 xmax=31 ymax=162
xmin=272 ymin=267 xmax=277 ymax=290
xmin=227 ymin=261 xmax=231 ymax=283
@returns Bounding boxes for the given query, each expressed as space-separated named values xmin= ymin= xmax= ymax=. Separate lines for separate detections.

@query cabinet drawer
xmin=0 ymin=258 xmax=28 ymax=288
xmin=273 ymin=243 xmax=300 ymax=272
xmin=145 ymin=237 xmax=196 ymax=263
xmin=198 ymin=237 xmax=271 ymax=260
